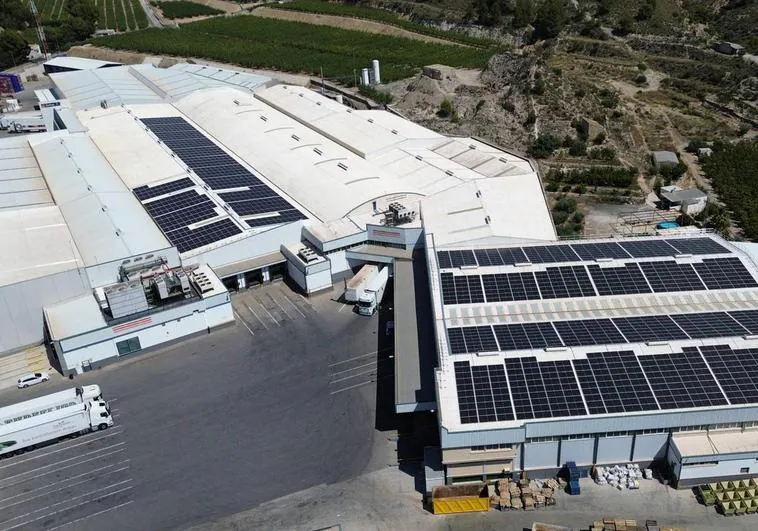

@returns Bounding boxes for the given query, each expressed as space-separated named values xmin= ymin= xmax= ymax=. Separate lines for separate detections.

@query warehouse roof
xmin=44 ymin=56 xmax=121 ymax=71
xmin=44 ymin=293 xmax=106 ymax=340
xmin=428 ymin=233 xmax=758 ymax=434
xmin=0 ymin=135 xmax=52 ymax=210
xmin=673 ymin=428 xmax=758 ymax=458
xmin=0 ymin=205 xmax=83 ymax=287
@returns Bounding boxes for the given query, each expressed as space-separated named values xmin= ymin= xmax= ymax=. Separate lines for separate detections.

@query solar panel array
xmin=440 ymin=256 xmax=757 ymax=305
xmin=447 ymin=309 xmax=758 ymax=354
xmin=140 ymin=117 xmax=306 ymax=232
xmin=437 ymin=237 xmax=730 ymax=270
xmin=454 ymin=345 xmax=758 ymax=424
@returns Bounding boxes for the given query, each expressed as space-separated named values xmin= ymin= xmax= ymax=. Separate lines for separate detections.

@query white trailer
xmin=0 ymin=385 xmax=102 ymax=427
xmin=358 ymin=267 xmax=389 ymax=316
xmin=0 ymin=400 xmax=112 ymax=457
xmin=345 ymin=264 xmax=379 ymax=302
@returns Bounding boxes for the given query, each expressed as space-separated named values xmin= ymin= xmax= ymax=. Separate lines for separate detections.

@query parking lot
xmin=0 ymin=280 xmax=395 ymax=530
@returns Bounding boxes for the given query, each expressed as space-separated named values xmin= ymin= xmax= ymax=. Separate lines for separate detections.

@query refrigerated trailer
xmin=0 ymin=400 xmax=112 ymax=457
xmin=358 ymin=267 xmax=388 ymax=316
xmin=0 ymin=385 xmax=102 ymax=427
xmin=345 ymin=264 xmax=379 ymax=302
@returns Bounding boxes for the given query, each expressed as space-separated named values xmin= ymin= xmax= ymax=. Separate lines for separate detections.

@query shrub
xmin=528 ymin=133 xmax=563 ymax=158
xmin=358 ymin=85 xmax=393 ymax=104
xmin=153 ymin=1 xmax=223 ymax=19
xmin=545 ymin=166 xmax=637 ymax=187
xmin=588 ymin=146 xmax=617 ymax=161
xmin=635 ymin=73 xmax=647 ymax=85
xmin=598 ymin=88 xmax=619 ymax=109
xmin=524 ymin=110 xmax=537 ymax=126
xmin=438 ymin=98 xmax=454 ymax=118
xmin=552 ymin=210 xmax=570 ymax=225
xmin=569 ymin=139 xmax=587 ymax=156
xmin=593 ymin=131 xmax=607 ymax=145
xmin=501 ymin=99 xmax=515 ymax=112
xmin=545 ymin=181 xmax=560 ymax=192
xmin=554 ymin=197 xmax=578 ymax=212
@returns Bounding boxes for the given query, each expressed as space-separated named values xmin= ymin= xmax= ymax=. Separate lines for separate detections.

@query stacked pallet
xmin=589 ymin=518 xmax=685 ymax=531
xmin=493 ymin=478 xmax=557 ymax=511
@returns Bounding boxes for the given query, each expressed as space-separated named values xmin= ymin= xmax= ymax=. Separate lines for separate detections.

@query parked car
xmin=17 ymin=372 xmax=49 ymax=389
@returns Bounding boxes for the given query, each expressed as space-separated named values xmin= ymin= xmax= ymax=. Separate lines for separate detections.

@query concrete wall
xmin=560 ymin=438 xmax=595 ymax=466
xmin=596 ymin=436 xmax=634 ymax=464
xmin=522 ymin=442 xmax=559 ymax=469
xmin=366 ymin=224 xmax=423 ymax=248
xmin=633 ymin=433 xmax=669 ymax=461
xmin=0 ymin=268 xmax=91 ymax=355
xmin=327 ymin=250 xmax=350 ymax=277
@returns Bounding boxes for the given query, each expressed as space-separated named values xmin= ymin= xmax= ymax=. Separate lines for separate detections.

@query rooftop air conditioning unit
xmin=298 ymin=247 xmax=319 ymax=264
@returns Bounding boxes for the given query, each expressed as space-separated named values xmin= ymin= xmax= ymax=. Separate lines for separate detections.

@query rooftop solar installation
xmin=667 ymin=237 xmax=730 ymax=255
xmin=505 ymin=357 xmax=586 ymax=419
xmin=693 ymin=257 xmax=758 ymax=290
xmin=612 ymin=315 xmax=688 ymax=343
xmin=523 ymin=245 xmax=580 ymax=264
xmin=699 ymin=345 xmax=758 ymax=405
xmin=618 ymin=239 xmax=679 ymax=258
xmin=492 ymin=322 xmax=563 ymax=351
xmin=570 ymin=242 xmax=630 ymax=260
xmin=671 ymin=312 xmax=748 ymax=339
xmin=587 ymin=263 xmax=651 ymax=296
xmin=638 ymin=350 xmax=727 ymax=409
xmin=140 ymin=117 xmax=306 ymax=247
xmin=638 ymin=261 xmax=705 ymax=292
xmin=534 ymin=266 xmax=596 ymax=299
xmin=728 ymin=310 xmax=758 ymax=335
xmin=481 ymin=272 xmax=540 ymax=302
xmin=553 ymin=318 xmax=626 ymax=346
xmin=454 ymin=361 xmax=514 ymax=424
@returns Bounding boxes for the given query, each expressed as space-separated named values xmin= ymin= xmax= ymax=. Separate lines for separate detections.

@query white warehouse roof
xmin=0 ymin=135 xmax=52 ymax=210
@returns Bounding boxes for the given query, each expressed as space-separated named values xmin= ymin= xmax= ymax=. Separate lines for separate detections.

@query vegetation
xmin=528 ymin=133 xmax=562 ymax=158
xmin=95 ymin=16 xmax=494 ymax=83
xmin=153 ymin=1 xmax=223 ymax=19
xmin=701 ymin=140 xmax=758 ymax=239
xmin=551 ymin=195 xmax=583 ymax=237
xmin=546 ymin=166 xmax=637 ymax=188
xmin=273 ymin=0 xmax=499 ymax=48
xmin=358 ymin=84 xmax=393 ymax=104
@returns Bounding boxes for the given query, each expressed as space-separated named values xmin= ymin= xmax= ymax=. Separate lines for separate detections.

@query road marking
xmin=280 ymin=294 xmax=306 ymax=318
xmin=328 ymin=349 xmax=391 ymax=367
xmin=0 ymin=465 xmax=129 ymax=510
xmin=296 ymin=291 xmax=314 ymax=308
xmin=255 ymin=297 xmax=280 ymax=326
xmin=268 ymin=293 xmax=293 ymax=320
xmin=338 ymin=303 xmax=347 ymax=312
xmin=0 ymin=449 xmax=126 ymax=488
xmin=47 ymin=500 xmax=134 ymax=531
xmin=329 ymin=380 xmax=376 ymax=395
xmin=244 ymin=303 xmax=269 ymax=330
xmin=0 ymin=461 xmax=129 ymax=505
xmin=0 ymin=479 xmax=133 ymax=527
xmin=330 ymin=360 xmax=378 ymax=377
xmin=233 ymin=310 xmax=255 ymax=337
xmin=0 ymin=442 xmax=125 ymax=483
xmin=2 ymin=484 xmax=134 ymax=531
xmin=0 ymin=429 xmax=123 ymax=470
xmin=329 ymin=368 xmax=377 ymax=385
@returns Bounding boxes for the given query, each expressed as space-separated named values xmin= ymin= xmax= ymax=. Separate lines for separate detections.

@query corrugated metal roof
xmin=0 ymin=135 xmax=53 ymax=210
xmin=168 ymin=63 xmax=270 ymax=92
xmin=45 ymin=56 xmax=121 ymax=70
xmin=44 ymin=294 xmax=105 ymax=340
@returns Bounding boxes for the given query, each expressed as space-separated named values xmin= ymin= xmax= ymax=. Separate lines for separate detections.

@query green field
xmin=32 ymin=0 xmax=148 ymax=30
xmin=153 ymin=1 xmax=222 ymax=19
xmin=270 ymin=0 xmax=499 ymax=48
xmin=96 ymin=15 xmax=497 ymax=82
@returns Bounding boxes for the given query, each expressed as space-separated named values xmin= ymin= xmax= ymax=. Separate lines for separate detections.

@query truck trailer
xmin=0 ymin=385 xmax=102 ymax=426
xmin=358 ymin=266 xmax=389 ymax=316
xmin=345 ymin=264 xmax=379 ymax=302
xmin=0 ymin=400 xmax=112 ymax=457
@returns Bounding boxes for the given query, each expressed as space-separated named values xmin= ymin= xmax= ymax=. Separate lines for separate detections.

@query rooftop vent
xmin=260 ymin=115 xmax=268 ymax=122
xmin=337 ymin=162 xmax=348 ymax=171
xmin=291 ymin=134 xmax=300 ymax=141
xmin=415 ymin=155 xmax=423 ymax=161
xmin=313 ymin=147 xmax=323 ymax=156
xmin=298 ymin=247 xmax=319 ymax=264
xmin=391 ymin=129 xmax=398 ymax=135
xmin=233 ymin=100 xmax=240 ymax=105
xmin=469 ymin=144 xmax=476 ymax=150
xmin=368 ymin=118 xmax=374 ymax=123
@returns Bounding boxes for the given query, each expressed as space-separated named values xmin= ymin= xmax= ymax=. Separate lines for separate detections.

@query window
xmin=741 ymin=467 xmax=750 ymax=474
xmin=471 ymin=444 xmax=512 ymax=452
xmin=116 ymin=337 xmax=142 ymax=356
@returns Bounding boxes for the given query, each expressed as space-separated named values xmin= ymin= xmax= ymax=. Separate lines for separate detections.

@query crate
xmin=719 ymin=500 xmax=736 ymax=516
xmin=735 ymin=500 xmax=747 ymax=515
xmin=746 ymin=499 xmax=758 ymax=514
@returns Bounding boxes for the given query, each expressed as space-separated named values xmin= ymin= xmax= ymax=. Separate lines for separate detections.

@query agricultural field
xmin=96 ymin=15 xmax=497 ymax=82
xmin=33 ymin=0 xmax=148 ymax=31
xmin=153 ymin=1 xmax=222 ymax=19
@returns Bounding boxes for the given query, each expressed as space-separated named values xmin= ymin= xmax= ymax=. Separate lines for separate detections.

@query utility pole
xmin=28 ymin=0 xmax=50 ymax=59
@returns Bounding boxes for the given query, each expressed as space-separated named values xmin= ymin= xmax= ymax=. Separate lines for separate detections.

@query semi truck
xmin=0 ymin=385 xmax=102 ymax=426
xmin=0 ymin=399 xmax=113 ymax=458
xmin=358 ymin=266 xmax=388 ymax=316
xmin=345 ymin=264 xmax=379 ymax=302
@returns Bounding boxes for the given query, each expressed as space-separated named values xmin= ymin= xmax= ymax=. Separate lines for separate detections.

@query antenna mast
xmin=28 ymin=0 xmax=50 ymax=59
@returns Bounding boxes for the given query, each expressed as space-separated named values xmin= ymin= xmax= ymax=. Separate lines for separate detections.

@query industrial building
xmin=4 ymin=61 xmax=758 ymax=489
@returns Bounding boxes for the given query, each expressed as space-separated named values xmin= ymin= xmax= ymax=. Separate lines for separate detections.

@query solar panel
xmin=473 ymin=247 xmax=530 ymax=267
xmin=228 ymin=196 xmax=298 ymax=217
xmin=461 ymin=326 xmax=499 ymax=353
xmin=505 ymin=358 xmax=586 ymax=419
xmin=154 ymin=202 xmax=218 ymax=233
xmin=167 ymin=218 xmax=243 ymax=253
xmin=437 ymin=251 xmax=453 ymax=269
xmin=143 ymin=190 xmax=207 ymax=217
xmin=570 ymin=242 xmax=630 ymax=260
xmin=618 ymin=239 xmax=679 ymax=258
xmin=639 ymin=261 xmax=705 ymax=292
xmin=448 ymin=249 xmax=477 ymax=268
xmin=523 ymin=245 xmax=580 ymax=264
xmin=488 ymin=364 xmax=515 ymax=421
xmin=587 ymin=263 xmax=651 ymax=296
xmin=454 ymin=361 xmax=478 ymax=424
xmin=667 ymin=237 xmax=730 ymax=255
xmin=638 ymin=350 xmax=727 ymax=409
xmin=553 ymin=318 xmax=626 ymax=346
xmin=612 ymin=315 xmax=688 ymax=343
xmin=700 ymin=345 xmax=758 ymax=405
xmin=693 ymin=257 xmax=758 ymax=290
xmin=471 ymin=365 xmax=497 ymax=422
xmin=573 ymin=351 xmax=658 ymax=414
xmin=671 ymin=312 xmax=748 ymax=339
xmin=728 ymin=310 xmax=758 ymax=335
xmin=481 ymin=272 xmax=540 ymax=302
xmin=492 ymin=322 xmax=563 ymax=351
xmin=447 ymin=328 xmax=467 ymax=354
xmin=245 ymin=209 xmax=305 ymax=228
xmin=534 ymin=265 xmax=596 ymax=299
xmin=133 ymin=178 xmax=194 ymax=201
xmin=219 ymin=187 xmax=281 ymax=203
xmin=440 ymin=274 xmax=484 ymax=305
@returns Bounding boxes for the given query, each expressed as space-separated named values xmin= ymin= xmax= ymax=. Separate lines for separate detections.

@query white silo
xmin=361 ymin=68 xmax=370 ymax=86
xmin=372 ymin=59 xmax=381 ymax=85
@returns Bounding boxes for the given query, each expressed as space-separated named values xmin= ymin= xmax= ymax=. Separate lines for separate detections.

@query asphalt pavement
xmin=0 ymin=282 xmax=386 ymax=530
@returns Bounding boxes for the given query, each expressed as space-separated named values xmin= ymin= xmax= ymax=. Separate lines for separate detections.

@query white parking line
xmin=0 ymin=479 xmax=133 ymax=527
xmin=244 ymin=303 xmax=269 ymax=330
xmin=269 ymin=294 xmax=293 ymax=320
xmin=0 ymin=430 xmax=123 ymax=470
xmin=297 ymin=292 xmax=314 ymax=308
xmin=0 ymin=465 xmax=129 ymax=510
xmin=0 ymin=461 xmax=129 ymax=506
xmin=233 ymin=310 xmax=255 ymax=337
xmin=330 ymin=360 xmax=377 ymax=377
xmin=0 ymin=449 xmax=126 ymax=488
xmin=329 ymin=380 xmax=375 ymax=395
xmin=280 ymin=294 xmax=306 ymax=318
xmin=47 ymin=500 xmax=134 ymax=531
xmin=328 ymin=350 xmax=383 ymax=367
xmin=329 ymin=368 xmax=377 ymax=385
xmin=256 ymin=298 xmax=280 ymax=326
xmin=338 ymin=303 xmax=347 ymax=312
xmin=2 ymin=485 xmax=134 ymax=531
xmin=0 ymin=442 xmax=125 ymax=484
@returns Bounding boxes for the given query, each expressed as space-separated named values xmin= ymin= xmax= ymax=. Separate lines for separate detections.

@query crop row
xmin=32 ymin=0 xmax=148 ymax=30
xmin=153 ymin=1 xmax=223 ymax=19
xmin=96 ymin=15 xmax=495 ymax=82
xmin=270 ymin=0 xmax=500 ymax=48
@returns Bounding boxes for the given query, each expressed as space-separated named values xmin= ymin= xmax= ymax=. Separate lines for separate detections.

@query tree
xmin=438 ymin=98 xmax=454 ymax=118
xmin=532 ymin=0 xmax=567 ymax=40
xmin=0 ymin=31 xmax=29 ymax=70
xmin=569 ymin=139 xmax=587 ymax=156
xmin=0 ymin=0 xmax=30 ymax=30
xmin=513 ymin=0 xmax=534 ymax=28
